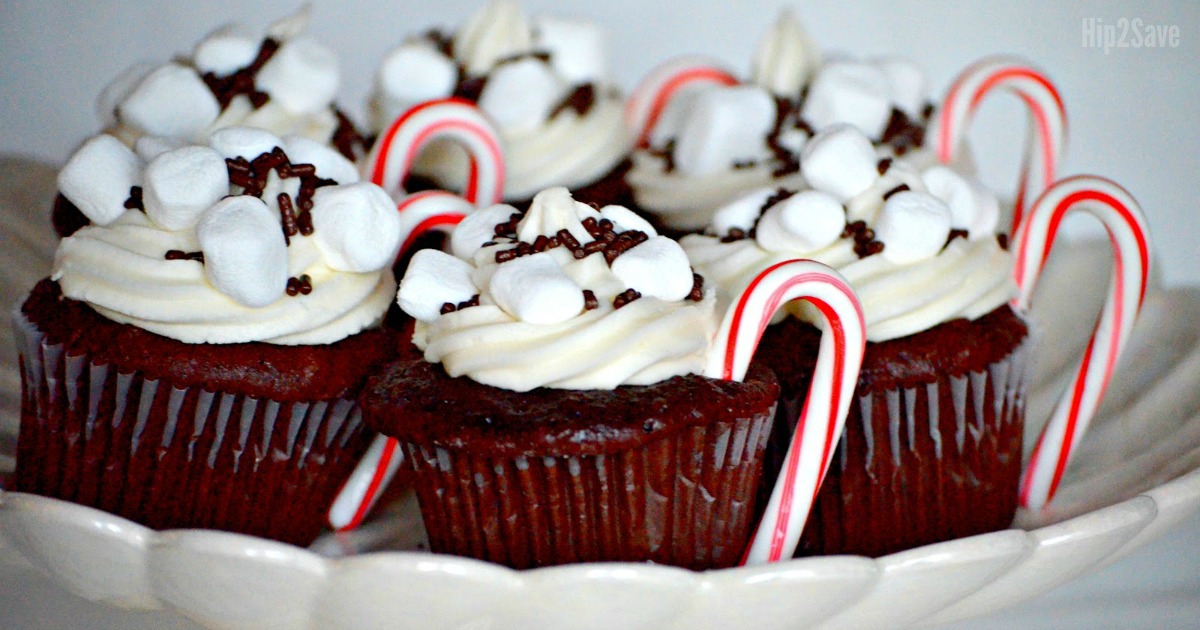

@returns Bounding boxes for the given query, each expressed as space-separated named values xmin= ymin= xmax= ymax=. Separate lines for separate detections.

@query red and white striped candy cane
xmin=1014 ymin=175 xmax=1150 ymax=511
xmin=365 ymin=97 xmax=505 ymax=207
xmin=626 ymin=55 xmax=738 ymax=149
xmin=704 ymin=260 xmax=866 ymax=566
xmin=328 ymin=191 xmax=473 ymax=532
xmin=933 ymin=56 xmax=1067 ymax=236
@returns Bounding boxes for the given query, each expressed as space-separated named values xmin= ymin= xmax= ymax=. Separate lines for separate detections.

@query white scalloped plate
xmin=3 ymin=245 xmax=1200 ymax=630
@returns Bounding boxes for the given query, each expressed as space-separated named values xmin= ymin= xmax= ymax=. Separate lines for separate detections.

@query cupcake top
xmin=397 ymin=187 xmax=715 ymax=392
xmin=369 ymin=1 xmax=630 ymax=201
xmin=628 ymin=11 xmax=941 ymax=232
xmin=682 ymin=124 xmax=1013 ymax=342
xmin=51 ymin=127 xmax=400 ymax=346
xmin=98 ymin=7 xmax=361 ymax=161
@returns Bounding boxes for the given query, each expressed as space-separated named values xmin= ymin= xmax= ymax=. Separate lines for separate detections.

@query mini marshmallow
xmin=610 ymin=236 xmax=694 ymax=302
xmin=673 ymin=85 xmax=775 ymax=177
xmin=283 ymin=135 xmax=359 ymax=184
xmin=599 ymin=205 xmax=657 ymax=237
xmin=454 ymin=0 xmax=534 ymax=75
xmin=801 ymin=61 xmax=893 ymax=139
xmin=96 ymin=62 xmax=154 ymax=126
xmin=451 ymin=204 xmax=522 ymax=260
xmin=267 ymin=5 xmax=311 ymax=41
xmin=255 ymin=36 xmax=339 ymax=114
xmin=646 ymin=85 xmax=706 ymax=150
xmin=193 ymin=25 xmax=260 ymax=77
xmin=57 ymin=134 xmax=142 ymax=226
xmin=117 ymin=63 xmax=221 ymax=140
xmin=397 ymin=249 xmax=479 ymax=322
xmin=490 ymin=252 xmax=584 ymax=324
xmin=196 ymin=195 xmax=288 ymax=308
xmin=310 ymin=183 xmax=402 ymax=272
xmin=209 ymin=127 xmax=283 ymax=161
xmin=134 ymin=135 xmax=188 ymax=162
xmin=921 ymin=165 xmax=1000 ymax=239
xmin=477 ymin=58 xmax=565 ymax=133
xmin=376 ymin=42 xmax=458 ymax=112
xmin=874 ymin=191 xmax=952 ymax=265
xmin=755 ymin=190 xmax=845 ymax=254
xmin=801 ymin=125 xmax=879 ymax=202
xmin=876 ymin=58 xmax=927 ymax=118
xmin=711 ymin=186 xmax=777 ymax=236
xmin=775 ymin=125 xmax=809 ymax=156
xmin=143 ymin=146 xmax=230 ymax=231
xmin=533 ymin=16 xmax=607 ymax=84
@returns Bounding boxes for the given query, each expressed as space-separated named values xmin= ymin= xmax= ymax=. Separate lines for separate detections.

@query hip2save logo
xmin=1082 ymin=18 xmax=1182 ymax=54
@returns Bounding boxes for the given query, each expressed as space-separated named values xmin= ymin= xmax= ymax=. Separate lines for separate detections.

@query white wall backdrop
xmin=2 ymin=0 xmax=1197 ymax=285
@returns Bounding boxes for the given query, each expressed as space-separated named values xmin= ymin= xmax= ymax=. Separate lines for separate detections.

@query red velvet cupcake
xmin=14 ymin=125 xmax=402 ymax=546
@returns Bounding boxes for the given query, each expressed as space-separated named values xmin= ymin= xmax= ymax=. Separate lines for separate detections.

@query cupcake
xmin=54 ymin=7 xmax=364 ymax=237
xmin=367 ymin=1 xmax=632 ymax=207
xmin=683 ymin=124 xmax=1030 ymax=557
xmin=626 ymin=11 xmax=940 ymax=235
xmin=14 ymin=125 xmax=402 ymax=546
xmin=362 ymin=187 xmax=780 ymax=569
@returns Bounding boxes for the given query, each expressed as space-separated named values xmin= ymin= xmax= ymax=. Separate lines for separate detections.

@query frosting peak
xmin=397 ymin=188 xmax=716 ymax=392
xmin=453 ymin=0 xmax=535 ymax=76
xmin=751 ymin=10 xmax=821 ymax=96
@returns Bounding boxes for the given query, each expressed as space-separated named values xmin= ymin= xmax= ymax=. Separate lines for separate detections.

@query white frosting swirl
xmin=371 ymin=1 xmax=630 ymax=201
xmin=52 ymin=129 xmax=399 ymax=346
xmin=399 ymin=188 xmax=716 ymax=392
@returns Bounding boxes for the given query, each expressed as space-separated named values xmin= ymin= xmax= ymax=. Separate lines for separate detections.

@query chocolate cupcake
xmin=683 ymin=124 xmax=1030 ymax=557
xmin=626 ymin=10 xmax=937 ymax=236
xmin=362 ymin=187 xmax=780 ymax=569
xmin=367 ymin=1 xmax=632 ymax=207
xmin=55 ymin=7 xmax=364 ymax=237
xmin=14 ymin=126 xmax=402 ymax=546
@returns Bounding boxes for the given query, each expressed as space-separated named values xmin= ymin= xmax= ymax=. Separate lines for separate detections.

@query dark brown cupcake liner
xmin=398 ymin=405 xmax=775 ymax=570
xmin=787 ymin=337 xmax=1034 ymax=557
xmin=12 ymin=307 xmax=372 ymax=546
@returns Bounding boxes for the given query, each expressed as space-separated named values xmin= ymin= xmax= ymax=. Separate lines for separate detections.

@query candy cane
xmin=1014 ymin=175 xmax=1150 ymax=511
xmin=626 ymin=55 xmax=739 ymax=149
xmin=328 ymin=191 xmax=473 ymax=532
xmin=932 ymin=56 xmax=1067 ymax=236
xmin=704 ymin=260 xmax=866 ymax=565
xmin=365 ymin=97 xmax=505 ymax=207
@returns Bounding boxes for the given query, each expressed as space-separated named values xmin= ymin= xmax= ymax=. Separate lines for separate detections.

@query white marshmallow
xmin=255 ymin=36 xmax=339 ymax=114
xmin=477 ymin=58 xmax=565 ymax=133
xmin=454 ymin=0 xmax=534 ymax=75
xmin=490 ymin=252 xmax=584 ymax=324
xmin=754 ymin=190 xmax=845 ymax=254
xmin=282 ymin=134 xmax=359 ymax=184
xmin=267 ymin=5 xmax=311 ymax=41
xmin=646 ymin=85 xmax=706 ymax=149
xmin=142 ymin=146 xmax=230 ymax=231
xmin=801 ymin=125 xmax=879 ymax=202
xmin=376 ymin=42 xmax=458 ymax=114
xmin=397 ymin=249 xmax=479 ymax=322
xmin=57 ymin=135 xmax=142 ymax=226
xmin=610 ymin=236 xmax=694 ymax=302
xmin=876 ymin=58 xmax=927 ymax=118
xmin=874 ymin=191 xmax=952 ymax=264
xmin=599 ymin=205 xmax=657 ymax=237
xmin=673 ymin=85 xmax=775 ymax=177
xmin=776 ymin=125 xmax=809 ymax=156
xmin=209 ymin=127 xmax=283 ymax=161
xmin=711 ymin=186 xmax=777 ymax=236
xmin=134 ymin=135 xmax=188 ymax=162
xmin=193 ymin=25 xmax=260 ymax=77
xmin=118 ymin=63 xmax=220 ymax=140
xmin=310 ymin=183 xmax=402 ymax=272
xmin=96 ymin=62 xmax=154 ymax=126
xmin=921 ymin=165 xmax=1000 ymax=239
xmin=196 ymin=195 xmax=288 ymax=307
xmin=451 ymin=204 xmax=522 ymax=260
xmin=801 ymin=61 xmax=893 ymax=139
xmin=532 ymin=16 xmax=607 ymax=84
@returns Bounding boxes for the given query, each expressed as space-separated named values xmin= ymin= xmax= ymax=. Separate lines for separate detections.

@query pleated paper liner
xmin=400 ymin=406 xmax=775 ymax=570
xmin=12 ymin=308 xmax=372 ymax=547
xmin=758 ymin=308 xmax=1033 ymax=558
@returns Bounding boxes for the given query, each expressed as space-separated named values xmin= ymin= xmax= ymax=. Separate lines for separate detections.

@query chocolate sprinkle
xmin=688 ymin=273 xmax=705 ymax=301
xmin=123 ymin=186 xmax=144 ymax=211
xmin=549 ymin=83 xmax=597 ymax=119
xmin=997 ymin=233 xmax=1010 ymax=250
xmin=876 ymin=158 xmax=894 ymax=176
xmin=612 ymin=288 xmax=642 ymax=309
xmin=882 ymin=184 xmax=911 ymax=201
xmin=164 ymin=250 xmax=204 ymax=263
xmin=278 ymin=192 xmax=298 ymax=242
xmin=582 ymin=290 xmax=598 ymax=311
